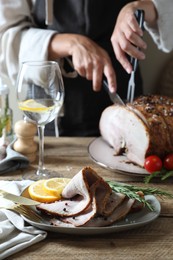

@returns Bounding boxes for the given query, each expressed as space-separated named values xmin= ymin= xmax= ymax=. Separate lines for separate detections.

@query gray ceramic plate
xmin=22 ymin=195 xmax=160 ymax=235
xmin=88 ymin=137 xmax=149 ymax=176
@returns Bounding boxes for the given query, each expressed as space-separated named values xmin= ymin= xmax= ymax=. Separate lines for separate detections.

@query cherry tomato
xmin=163 ymin=154 xmax=173 ymax=170
xmin=144 ymin=155 xmax=163 ymax=173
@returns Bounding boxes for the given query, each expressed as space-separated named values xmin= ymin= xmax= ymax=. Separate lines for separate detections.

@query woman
xmin=0 ymin=0 xmax=172 ymax=136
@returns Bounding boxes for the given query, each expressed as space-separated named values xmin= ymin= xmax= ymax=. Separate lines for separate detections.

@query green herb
xmin=107 ymin=181 xmax=173 ymax=211
xmin=144 ymin=168 xmax=173 ymax=183
xmin=144 ymin=171 xmax=161 ymax=184
xmin=0 ymin=115 xmax=8 ymax=136
xmin=161 ymin=171 xmax=173 ymax=180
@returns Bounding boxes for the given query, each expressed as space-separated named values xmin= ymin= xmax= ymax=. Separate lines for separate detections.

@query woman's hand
xmin=111 ymin=0 xmax=158 ymax=73
xmin=48 ymin=33 xmax=116 ymax=92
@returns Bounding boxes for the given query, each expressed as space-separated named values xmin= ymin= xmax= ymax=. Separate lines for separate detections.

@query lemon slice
xmin=28 ymin=180 xmax=60 ymax=203
xmin=19 ymin=99 xmax=52 ymax=112
xmin=43 ymin=178 xmax=71 ymax=198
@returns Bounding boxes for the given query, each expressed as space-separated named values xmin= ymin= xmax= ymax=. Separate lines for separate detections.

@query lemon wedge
xmin=28 ymin=180 xmax=59 ymax=203
xmin=43 ymin=178 xmax=71 ymax=198
xmin=19 ymin=99 xmax=52 ymax=112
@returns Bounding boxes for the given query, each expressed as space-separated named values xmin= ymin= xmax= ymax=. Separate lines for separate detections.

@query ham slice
xmin=83 ymin=198 xmax=135 ymax=227
xmin=37 ymin=167 xmax=111 ymax=218
xmin=50 ymin=192 xmax=128 ymax=227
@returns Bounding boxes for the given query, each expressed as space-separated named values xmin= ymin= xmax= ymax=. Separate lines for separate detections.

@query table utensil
xmin=16 ymin=61 xmax=64 ymax=180
xmin=127 ymin=9 xmax=144 ymax=103
xmin=0 ymin=189 xmax=40 ymax=205
xmin=0 ymin=203 xmax=43 ymax=222
xmin=103 ymin=80 xmax=125 ymax=106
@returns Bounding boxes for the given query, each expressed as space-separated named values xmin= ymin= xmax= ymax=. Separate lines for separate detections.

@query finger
xmin=117 ymin=31 xmax=146 ymax=61
xmin=103 ymin=64 xmax=117 ymax=93
xmin=127 ymin=14 xmax=143 ymax=36
xmin=117 ymin=20 xmax=147 ymax=52
xmin=112 ymin=40 xmax=132 ymax=74
xmin=85 ymin=61 xmax=93 ymax=81
xmin=123 ymin=27 xmax=147 ymax=50
xmin=92 ymin=64 xmax=103 ymax=92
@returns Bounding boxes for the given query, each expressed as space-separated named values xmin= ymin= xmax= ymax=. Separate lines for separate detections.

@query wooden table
xmin=2 ymin=137 xmax=173 ymax=260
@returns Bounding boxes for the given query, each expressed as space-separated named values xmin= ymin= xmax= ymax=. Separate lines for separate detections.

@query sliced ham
xmin=102 ymin=192 xmax=126 ymax=216
xmin=58 ymin=200 xmax=97 ymax=227
xmin=51 ymin=192 xmax=127 ymax=227
xmin=51 ymin=197 xmax=135 ymax=227
xmin=37 ymin=167 xmax=111 ymax=218
xmin=51 ymin=191 xmax=125 ymax=227
xmin=83 ymin=198 xmax=135 ymax=227
xmin=37 ymin=167 xmax=144 ymax=227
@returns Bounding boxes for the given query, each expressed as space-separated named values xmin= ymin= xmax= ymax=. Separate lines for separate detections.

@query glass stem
xmin=37 ymin=125 xmax=45 ymax=175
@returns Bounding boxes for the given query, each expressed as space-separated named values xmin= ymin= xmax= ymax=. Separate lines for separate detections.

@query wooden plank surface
xmin=1 ymin=137 xmax=173 ymax=260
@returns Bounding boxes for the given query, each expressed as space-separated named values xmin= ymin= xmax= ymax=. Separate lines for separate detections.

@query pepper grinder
xmin=13 ymin=119 xmax=38 ymax=163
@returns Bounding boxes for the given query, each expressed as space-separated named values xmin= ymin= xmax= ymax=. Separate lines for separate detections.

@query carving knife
xmin=103 ymin=80 xmax=125 ymax=106
xmin=0 ymin=189 xmax=40 ymax=205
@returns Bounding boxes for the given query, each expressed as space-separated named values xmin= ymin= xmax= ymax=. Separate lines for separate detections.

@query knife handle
xmin=130 ymin=9 xmax=145 ymax=72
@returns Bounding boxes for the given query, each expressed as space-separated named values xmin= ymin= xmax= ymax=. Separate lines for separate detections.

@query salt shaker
xmin=13 ymin=119 xmax=38 ymax=163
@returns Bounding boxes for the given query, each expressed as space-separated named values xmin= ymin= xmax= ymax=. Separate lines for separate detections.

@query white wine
xmin=19 ymin=99 xmax=62 ymax=125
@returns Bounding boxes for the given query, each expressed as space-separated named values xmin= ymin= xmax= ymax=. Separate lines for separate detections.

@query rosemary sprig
xmin=144 ymin=168 xmax=173 ymax=183
xmin=161 ymin=170 xmax=173 ymax=180
xmin=144 ymin=171 xmax=161 ymax=184
xmin=107 ymin=181 xmax=173 ymax=211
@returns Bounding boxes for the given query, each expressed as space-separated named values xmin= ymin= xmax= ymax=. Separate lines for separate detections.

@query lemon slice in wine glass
xmin=19 ymin=99 xmax=53 ymax=112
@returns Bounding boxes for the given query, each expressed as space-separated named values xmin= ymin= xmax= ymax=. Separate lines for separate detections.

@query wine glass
xmin=16 ymin=61 xmax=64 ymax=180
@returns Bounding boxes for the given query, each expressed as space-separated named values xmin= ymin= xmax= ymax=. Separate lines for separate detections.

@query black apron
xmin=33 ymin=0 xmax=143 ymax=136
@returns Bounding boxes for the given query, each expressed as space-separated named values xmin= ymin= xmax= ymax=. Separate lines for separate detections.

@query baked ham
xmin=99 ymin=95 xmax=173 ymax=167
xmin=36 ymin=167 xmax=140 ymax=227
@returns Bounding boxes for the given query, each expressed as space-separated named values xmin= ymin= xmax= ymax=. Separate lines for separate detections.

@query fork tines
xmin=13 ymin=204 xmax=43 ymax=222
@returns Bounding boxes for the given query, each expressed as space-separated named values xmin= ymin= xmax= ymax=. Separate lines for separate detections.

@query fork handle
xmin=130 ymin=9 xmax=145 ymax=72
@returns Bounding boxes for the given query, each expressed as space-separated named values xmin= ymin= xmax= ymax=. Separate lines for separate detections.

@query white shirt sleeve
xmin=0 ymin=0 xmax=56 ymax=85
xmin=144 ymin=0 xmax=173 ymax=53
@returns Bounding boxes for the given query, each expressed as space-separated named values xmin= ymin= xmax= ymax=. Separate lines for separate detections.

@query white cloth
xmin=0 ymin=140 xmax=29 ymax=174
xmin=144 ymin=0 xmax=173 ymax=53
xmin=0 ymin=0 xmax=173 ymax=87
xmin=0 ymin=180 xmax=47 ymax=260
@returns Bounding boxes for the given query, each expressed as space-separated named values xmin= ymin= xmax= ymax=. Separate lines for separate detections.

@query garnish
xmin=144 ymin=154 xmax=173 ymax=183
xmin=144 ymin=169 xmax=173 ymax=183
xmin=107 ymin=181 xmax=173 ymax=211
xmin=0 ymin=115 xmax=9 ymax=136
xmin=144 ymin=155 xmax=162 ymax=173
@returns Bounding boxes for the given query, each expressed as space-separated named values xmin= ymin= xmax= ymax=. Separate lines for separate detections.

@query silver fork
xmin=0 ymin=203 xmax=43 ymax=222
xmin=127 ymin=70 xmax=135 ymax=103
xmin=126 ymin=9 xmax=144 ymax=103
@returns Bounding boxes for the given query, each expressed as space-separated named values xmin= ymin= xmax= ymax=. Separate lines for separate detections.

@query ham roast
xmin=99 ymin=95 xmax=173 ymax=167
xmin=36 ymin=167 xmax=142 ymax=227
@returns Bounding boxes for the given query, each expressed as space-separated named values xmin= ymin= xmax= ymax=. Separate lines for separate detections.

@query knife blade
xmin=0 ymin=189 xmax=40 ymax=205
xmin=127 ymin=9 xmax=144 ymax=103
xmin=103 ymin=80 xmax=125 ymax=106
